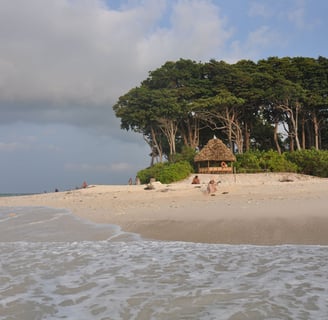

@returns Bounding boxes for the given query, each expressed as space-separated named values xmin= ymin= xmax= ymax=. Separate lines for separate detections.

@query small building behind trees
xmin=194 ymin=138 xmax=236 ymax=174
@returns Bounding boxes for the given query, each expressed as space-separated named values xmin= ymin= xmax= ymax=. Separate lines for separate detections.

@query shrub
xmin=137 ymin=161 xmax=193 ymax=184
xmin=235 ymin=151 xmax=261 ymax=173
xmin=137 ymin=163 xmax=165 ymax=184
xmin=285 ymin=149 xmax=328 ymax=177
xmin=234 ymin=149 xmax=327 ymax=177
xmin=259 ymin=150 xmax=298 ymax=172
xmin=171 ymin=146 xmax=197 ymax=167
xmin=235 ymin=150 xmax=297 ymax=173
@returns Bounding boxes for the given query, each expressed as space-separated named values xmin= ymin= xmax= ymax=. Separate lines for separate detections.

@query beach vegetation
xmin=259 ymin=150 xmax=298 ymax=172
xmin=285 ymin=149 xmax=328 ymax=177
xmin=235 ymin=150 xmax=297 ymax=173
xmin=171 ymin=145 xmax=197 ymax=168
xmin=137 ymin=161 xmax=193 ymax=184
xmin=234 ymin=151 xmax=261 ymax=173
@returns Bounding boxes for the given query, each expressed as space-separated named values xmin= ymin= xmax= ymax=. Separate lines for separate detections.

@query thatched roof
xmin=194 ymin=138 xmax=236 ymax=162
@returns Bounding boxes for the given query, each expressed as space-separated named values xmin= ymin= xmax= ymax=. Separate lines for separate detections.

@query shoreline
xmin=1 ymin=173 xmax=328 ymax=245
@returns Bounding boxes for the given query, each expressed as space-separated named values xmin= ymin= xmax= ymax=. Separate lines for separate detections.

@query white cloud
xmin=0 ymin=0 xmax=144 ymax=104
xmin=137 ymin=0 xmax=232 ymax=65
xmin=0 ymin=0 xmax=234 ymax=134
xmin=286 ymin=0 xmax=322 ymax=31
xmin=248 ymin=2 xmax=273 ymax=18
xmin=227 ymin=26 xmax=285 ymax=62
xmin=247 ymin=26 xmax=280 ymax=49
xmin=248 ymin=0 xmax=319 ymax=32
xmin=287 ymin=2 xmax=306 ymax=29
xmin=0 ymin=0 xmax=228 ymax=104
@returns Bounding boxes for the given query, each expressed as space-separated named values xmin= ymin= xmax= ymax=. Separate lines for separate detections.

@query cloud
xmin=137 ymin=0 xmax=232 ymax=64
xmin=248 ymin=0 xmax=321 ymax=32
xmin=248 ymin=2 xmax=273 ymax=18
xmin=287 ymin=1 xmax=306 ymax=29
xmin=0 ymin=130 xmax=36 ymax=152
xmin=286 ymin=0 xmax=322 ymax=31
xmin=0 ymin=138 xmax=60 ymax=153
xmin=0 ymin=142 xmax=24 ymax=152
xmin=2 ymin=0 xmax=320 ymax=141
xmin=0 ymin=0 xmax=233 ymax=135
xmin=247 ymin=26 xmax=281 ymax=49
xmin=228 ymin=25 xmax=285 ymax=62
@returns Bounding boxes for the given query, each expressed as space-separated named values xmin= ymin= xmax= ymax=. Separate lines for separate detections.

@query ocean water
xmin=0 ymin=207 xmax=327 ymax=320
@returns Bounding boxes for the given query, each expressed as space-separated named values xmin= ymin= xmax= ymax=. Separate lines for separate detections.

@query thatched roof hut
xmin=194 ymin=138 xmax=236 ymax=174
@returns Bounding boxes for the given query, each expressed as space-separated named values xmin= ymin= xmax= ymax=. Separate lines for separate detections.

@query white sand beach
xmin=1 ymin=173 xmax=328 ymax=245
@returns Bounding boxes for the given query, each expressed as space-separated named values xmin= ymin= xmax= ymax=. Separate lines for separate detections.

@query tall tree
xmin=258 ymin=57 xmax=305 ymax=151
xmin=113 ymin=56 xmax=328 ymax=166
xmin=195 ymin=90 xmax=245 ymax=152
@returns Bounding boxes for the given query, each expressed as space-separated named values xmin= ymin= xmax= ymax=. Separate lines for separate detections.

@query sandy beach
xmin=1 ymin=173 xmax=328 ymax=245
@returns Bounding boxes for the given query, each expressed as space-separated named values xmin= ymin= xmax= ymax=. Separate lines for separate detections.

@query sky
xmin=1 ymin=0 xmax=327 ymax=193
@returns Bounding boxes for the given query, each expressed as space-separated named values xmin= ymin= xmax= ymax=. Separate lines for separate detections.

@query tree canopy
xmin=113 ymin=57 xmax=328 ymax=164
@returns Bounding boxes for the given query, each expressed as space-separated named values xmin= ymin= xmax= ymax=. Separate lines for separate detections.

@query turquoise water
xmin=0 ymin=207 xmax=327 ymax=320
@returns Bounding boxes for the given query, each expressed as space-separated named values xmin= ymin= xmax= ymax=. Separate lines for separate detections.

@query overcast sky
xmin=1 ymin=0 xmax=327 ymax=193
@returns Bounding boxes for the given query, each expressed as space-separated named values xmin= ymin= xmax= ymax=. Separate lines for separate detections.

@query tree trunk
xmin=244 ymin=122 xmax=250 ymax=152
xmin=312 ymin=112 xmax=319 ymax=150
xmin=277 ymin=102 xmax=301 ymax=151
xmin=145 ymin=126 xmax=164 ymax=166
xmin=273 ymin=121 xmax=281 ymax=154
xmin=158 ymin=118 xmax=178 ymax=159
xmin=180 ymin=116 xmax=200 ymax=149
xmin=301 ymin=117 xmax=306 ymax=149
xmin=289 ymin=104 xmax=301 ymax=151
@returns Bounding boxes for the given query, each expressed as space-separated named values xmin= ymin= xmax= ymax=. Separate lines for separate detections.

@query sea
xmin=0 ymin=205 xmax=327 ymax=320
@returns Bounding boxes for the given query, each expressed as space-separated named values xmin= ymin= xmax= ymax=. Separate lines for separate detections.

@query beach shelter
xmin=194 ymin=138 xmax=236 ymax=174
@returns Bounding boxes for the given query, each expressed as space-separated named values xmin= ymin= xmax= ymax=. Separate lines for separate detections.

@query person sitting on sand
xmin=207 ymin=179 xmax=217 ymax=194
xmin=191 ymin=175 xmax=200 ymax=184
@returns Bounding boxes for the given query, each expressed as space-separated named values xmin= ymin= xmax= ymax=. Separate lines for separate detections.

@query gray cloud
xmin=0 ymin=0 xmax=233 ymax=137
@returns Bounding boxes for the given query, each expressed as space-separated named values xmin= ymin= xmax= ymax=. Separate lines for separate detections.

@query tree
xmin=258 ymin=58 xmax=305 ymax=151
xmin=113 ymin=86 xmax=166 ymax=164
xmin=113 ymin=56 xmax=328 ymax=167
xmin=195 ymin=90 xmax=245 ymax=152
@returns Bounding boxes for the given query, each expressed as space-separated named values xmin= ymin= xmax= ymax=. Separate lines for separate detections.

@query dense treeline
xmin=136 ymin=149 xmax=328 ymax=183
xmin=113 ymin=57 xmax=328 ymax=165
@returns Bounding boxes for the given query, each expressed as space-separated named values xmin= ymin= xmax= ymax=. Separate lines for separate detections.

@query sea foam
xmin=0 ymin=207 xmax=327 ymax=319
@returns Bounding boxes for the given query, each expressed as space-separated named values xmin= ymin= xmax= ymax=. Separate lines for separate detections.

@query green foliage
xmin=285 ymin=149 xmax=328 ymax=177
xmin=171 ymin=146 xmax=197 ymax=165
xmin=137 ymin=149 xmax=328 ymax=184
xmin=235 ymin=151 xmax=262 ymax=173
xmin=235 ymin=149 xmax=328 ymax=177
xmin=235 ymin=150 xmax=297 ymax=173
xmin=137 ymin=163 xmax=165 ymax=184
xmin=114 ymin=56 xmax=328 ymax=164
xmin=260 ymin=150 xmax=298 ymax=172
xmin=137 ymin=161 xmax=193 ymax=184
xmin=250 ymin=121 xmax=283 ymax=151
